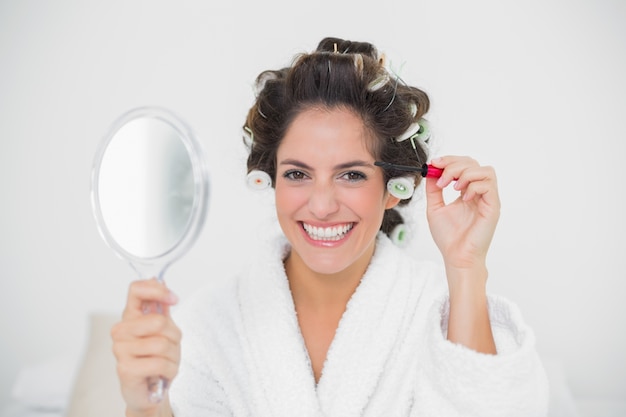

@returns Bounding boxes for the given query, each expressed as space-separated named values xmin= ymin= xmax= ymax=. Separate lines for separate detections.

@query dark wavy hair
xmin=243 ymin=37 xmax=430 ymax=238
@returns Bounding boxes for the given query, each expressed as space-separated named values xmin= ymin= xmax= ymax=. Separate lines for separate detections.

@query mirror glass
xmin=91 ymin=106 xmax=209 ymax=278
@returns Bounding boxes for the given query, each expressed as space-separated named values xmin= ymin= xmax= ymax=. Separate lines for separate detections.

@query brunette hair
xmin=243 ymin=36 xmax=430 ymax=237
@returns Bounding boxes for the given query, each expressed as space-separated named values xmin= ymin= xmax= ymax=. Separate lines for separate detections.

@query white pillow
xmin=64 ymin=313 xmax=126 ymax=417
xmin=11 ymin=355 xmax=78 ymax=410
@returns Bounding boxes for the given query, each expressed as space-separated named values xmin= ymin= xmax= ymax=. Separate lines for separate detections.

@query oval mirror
xmin=90 ymin=106 xmax=209 ymax=402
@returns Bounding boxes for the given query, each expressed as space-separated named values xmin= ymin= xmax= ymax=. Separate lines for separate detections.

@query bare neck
xmin=284 ymin=246 xmax=374 ymax=312
xmin=284 ymin=244 xmax=376 ymax=384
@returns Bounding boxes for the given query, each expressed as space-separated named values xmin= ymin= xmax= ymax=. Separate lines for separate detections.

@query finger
xmin=111 ymin=314 xmax=182 ymax=343
xmin=113 ymin=335 xmax=181 ymax=364
xmin=129 ymin=337 xmax=181 ymax=361
xmin=461 ymin=180 xmax=493 ymax=202
xmin=451 ymin=166 xmax=499 ymax=206
xmin=116 ymin=354 xmax=180 ymax=385
xmin=452 ymin=165 xmax=496 ymax=193
xmin=123 ymin=279 xmax=178 ymax=319
xmin=431 ymin=156 xmax=479 ymax=189
xmin=461 ymin=182 xmax=501 ymax=216
xmin=425 ymin=176 xmax=446 ymax=212
xmin=426 ymin=156 xmax=477 ymax=210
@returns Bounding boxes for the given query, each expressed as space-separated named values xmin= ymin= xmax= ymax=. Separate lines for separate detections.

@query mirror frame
xmin=90 ymin=106 xmax=209 ymax=275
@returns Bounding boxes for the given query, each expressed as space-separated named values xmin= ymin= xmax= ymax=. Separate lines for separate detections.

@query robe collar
xmin=238 ymin=233 xmax=419 ymax=417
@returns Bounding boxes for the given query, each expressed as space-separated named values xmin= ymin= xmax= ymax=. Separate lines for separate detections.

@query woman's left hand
xmin=425 ymin=155 xmax=501 ymax=274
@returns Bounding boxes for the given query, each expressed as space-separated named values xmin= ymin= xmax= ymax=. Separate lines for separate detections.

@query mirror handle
xmin=147 ymin=375 xmax=167 ymax=403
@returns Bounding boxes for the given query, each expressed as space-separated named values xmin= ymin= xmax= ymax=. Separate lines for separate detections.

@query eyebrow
xmin=278 ymin=159 xmax=376 ymax=171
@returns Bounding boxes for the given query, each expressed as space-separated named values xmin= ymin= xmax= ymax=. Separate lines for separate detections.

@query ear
xmin=385 ymin=193 xmax=401 ymax=210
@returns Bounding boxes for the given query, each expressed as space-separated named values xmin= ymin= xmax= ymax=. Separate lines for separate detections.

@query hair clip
xmin=246 ymin=170 xmax=272 ymax=190
xmin=353 ymin=54 xmax=364 ymax=75
xmin=243 ymin=126 xmax=254 ymax=148
xmin=387 ymin=176 xmax=415 ymax=200
xmin=390 ymin=223 xmax=409 ymax=247
xmin=257 ymin=106 xmax=268 ymax=119
xmin=378 ymin=53 xmax=387 ymax=67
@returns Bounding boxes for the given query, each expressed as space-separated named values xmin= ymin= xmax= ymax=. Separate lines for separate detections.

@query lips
xmin=301 ymin=222 xmax=354 ymax=241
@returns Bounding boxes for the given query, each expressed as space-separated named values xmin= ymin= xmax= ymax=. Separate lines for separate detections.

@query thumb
xmin=425 ymin=176 xmax=445 ymax=212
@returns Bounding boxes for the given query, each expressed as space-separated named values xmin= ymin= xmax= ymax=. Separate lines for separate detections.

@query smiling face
xmin=275 ymin=106 xmax=399 ymax=277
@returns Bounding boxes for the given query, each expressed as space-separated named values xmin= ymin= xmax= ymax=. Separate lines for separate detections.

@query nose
xmin=307 ymin=181 xmax=339 ymax=219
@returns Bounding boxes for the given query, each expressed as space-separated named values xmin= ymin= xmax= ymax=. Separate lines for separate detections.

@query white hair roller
xmin=390 ymin=223 xmax=409 ymax=247
xmin=367 ymin=71 xmax=390 ymax=92
xmin=408 ymin=102 xmax=418 ymax=118
xmin=246 ymin=170 xmax=272 ymax=190
xmin=396 ymin=121 xmax=421 ymax=142
xmin=254 ymin=72 xmax=278 ymax=97
xmin=387 ymin=177 xmax=415 ymax=200
xmin=414 ymin=118 xmax=431 ymax=146
xmin=396 ymin=118 xmax=431 ymax=145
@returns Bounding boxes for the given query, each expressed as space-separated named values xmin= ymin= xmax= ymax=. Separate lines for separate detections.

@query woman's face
xmin=275 ymin=106 xmax=399 ymax=276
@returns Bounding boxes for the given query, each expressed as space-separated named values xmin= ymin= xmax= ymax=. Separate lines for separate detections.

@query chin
xmin=304 ymin=259 xmax=352 ymax=276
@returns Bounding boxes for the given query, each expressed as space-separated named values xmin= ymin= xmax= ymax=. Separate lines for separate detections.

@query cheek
xmin=275 ymin=183 xmax=305 ymax=214
xmin=344 ymin=187 xmax=388 ymax=216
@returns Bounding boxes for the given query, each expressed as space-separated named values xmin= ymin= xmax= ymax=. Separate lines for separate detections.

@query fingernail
xmin=436 ymin=177 xmax=445 ymax=188
xmin=166 ymin=291 xmax=179 ymax=304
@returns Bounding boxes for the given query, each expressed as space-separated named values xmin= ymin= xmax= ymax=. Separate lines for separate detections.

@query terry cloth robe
xmin=169 ymin=233 xmax=549 ymax=417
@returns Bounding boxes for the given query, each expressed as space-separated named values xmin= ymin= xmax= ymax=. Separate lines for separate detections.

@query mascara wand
xmin=374 ymin=161 xmax=444 ymax=179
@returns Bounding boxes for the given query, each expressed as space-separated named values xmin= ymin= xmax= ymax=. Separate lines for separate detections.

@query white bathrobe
xmin=170 ymin=233 xmax=549 ymax=417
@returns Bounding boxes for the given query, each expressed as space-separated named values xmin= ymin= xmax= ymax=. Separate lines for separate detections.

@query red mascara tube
xmin=421 ymin=164 xmax=444 ymax=179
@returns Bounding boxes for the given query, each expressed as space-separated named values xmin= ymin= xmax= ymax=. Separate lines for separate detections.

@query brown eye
xmin=341 ymin=171 xmax=367 ymax=182
xmin=283 ymin=170 xmax=307 ymax=181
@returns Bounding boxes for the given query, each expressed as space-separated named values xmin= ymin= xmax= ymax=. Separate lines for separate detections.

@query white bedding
xmin=1 ymin=403 xmax=63 ymax=417
xmin=2 ymin=313 xmax=622 ymax=417
xmin=2 ymin=354 xmax=77 ymax=417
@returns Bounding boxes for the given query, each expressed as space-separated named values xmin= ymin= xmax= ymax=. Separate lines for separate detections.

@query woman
xmin=112 ymin=37 xmax=549 ymax=416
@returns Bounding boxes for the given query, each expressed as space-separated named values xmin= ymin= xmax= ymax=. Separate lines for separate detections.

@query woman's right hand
xmin=111 ymin=278 xmax=181 ymax=417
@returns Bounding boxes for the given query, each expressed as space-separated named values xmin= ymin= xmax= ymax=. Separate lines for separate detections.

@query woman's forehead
xmin=279 ymin=107 xmax=377 ymax=156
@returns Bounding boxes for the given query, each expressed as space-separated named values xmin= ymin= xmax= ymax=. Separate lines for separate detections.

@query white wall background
xmin=1 ymin=0 xmax=625 ymax=408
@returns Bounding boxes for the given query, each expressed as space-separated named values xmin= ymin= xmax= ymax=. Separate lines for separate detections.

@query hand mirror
xmin=91 ymin=106 xmax=209 ymax=402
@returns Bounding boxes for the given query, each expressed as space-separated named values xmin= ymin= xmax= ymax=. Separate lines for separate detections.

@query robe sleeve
xmin=414 ymin=293 xmax=550 ymax=417
xmin=169 ymin=358 xmax=233 ymax=416
xmin=168 ymin=302 xmax=234 ymax=417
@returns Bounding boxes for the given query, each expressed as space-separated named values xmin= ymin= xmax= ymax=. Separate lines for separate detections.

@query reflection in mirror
xmin=91 ymin=106 xmax=209 ymax=402
xmin=97 ymin=116 xmax=195 ymax=259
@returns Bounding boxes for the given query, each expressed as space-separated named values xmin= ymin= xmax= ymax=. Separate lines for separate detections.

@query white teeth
xmin=302 ymin=223 xmax=353 ymax=241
